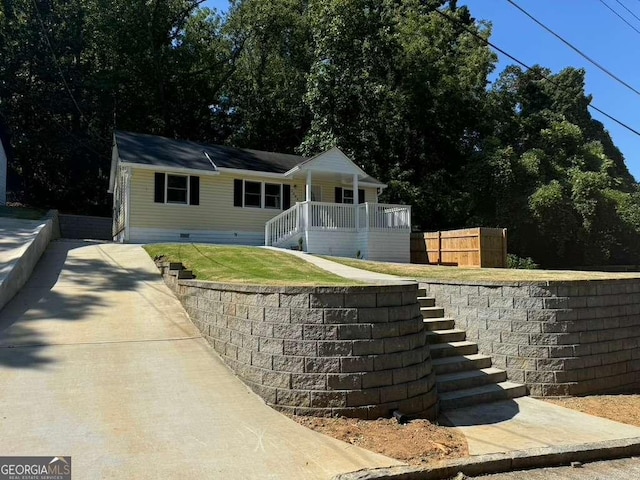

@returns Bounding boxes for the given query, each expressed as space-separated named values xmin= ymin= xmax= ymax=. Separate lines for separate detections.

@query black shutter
xmin=358 ymin=189 xmax=365 ymax=204
xmin=234 ymin=179 xmax=243 ymax=207
xmin=335 ymin=187 xmax=342 ymax=203
xmin=283 ymin=185 xmax=291 ymax=209
xmin=190 ymin=176 xmax=200 ymax=205
xmin=154 ymin=173 xmax=165 ymax=203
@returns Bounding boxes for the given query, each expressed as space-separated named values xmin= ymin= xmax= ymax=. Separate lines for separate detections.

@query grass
xmin=0 ymin=205 xmax=46 ymax=220
xmin=322 ymin=257 xmax=640 ymax=283
xmin=144 ymin=244 xmax=359 ymax=286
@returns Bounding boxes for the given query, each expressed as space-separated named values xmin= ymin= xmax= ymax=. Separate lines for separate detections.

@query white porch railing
xmin=358 ymin=203 xmax=412 ymax=230
xmin=265 ymin=201 xmax=411 ymax=246
xmin=264 ymin=202 xmax=302 ymax=246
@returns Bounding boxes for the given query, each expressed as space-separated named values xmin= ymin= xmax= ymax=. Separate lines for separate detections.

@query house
xmin=108 ymin=131 xmax=411 ymax=262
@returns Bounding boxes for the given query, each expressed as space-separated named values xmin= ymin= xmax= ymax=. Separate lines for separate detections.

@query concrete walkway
xmin=0 ymin=241 xmax=401 ymax=479
xmin=443 ymin=397 xmax=640 ymax=456
xmin=265 ymin=248 xmax=413 ymax=284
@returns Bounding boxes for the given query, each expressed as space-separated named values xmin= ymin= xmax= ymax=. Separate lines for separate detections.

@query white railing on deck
xmin=265 ymin=202 xmax=301 ymax=246
xmin=266 ymin=201 xmax=411 ymax=246
xmin=307 ymin=201 xmax=356 ymax=230
xmin=358 ymin=203 xmax=411 ymax=230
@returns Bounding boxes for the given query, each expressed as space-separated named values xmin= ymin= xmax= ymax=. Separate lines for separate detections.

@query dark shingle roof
xmin=114 ymin=131 xmax=307 ymax=174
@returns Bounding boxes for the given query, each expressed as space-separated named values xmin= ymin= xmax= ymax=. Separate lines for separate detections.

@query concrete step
xmin=432 ymin=354 xmax=493 ymax=375
xmin=178 ymin=269 xmax=195 ymax=279
xmin=417 ymin=296 xmax=436 ymax=308
xmin=429 ymin=341 xmax=478 ymax=359
xmin=417 ymin=288 xmax=427 ymax=297
xmin=421 ymin=306 xmax=445 ymax=319
xmin=425 ymin=328 xmax=467 ymax=344
xmin=436 ymin=367 xmax=507 ymax=393
xmin=439 ymin=381 xmax=528 ymax=411
xmin=423 ymin=317 xmax=456 ymax=331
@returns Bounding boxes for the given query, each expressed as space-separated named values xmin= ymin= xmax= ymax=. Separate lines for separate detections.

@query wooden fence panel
xmin=410 ymin=227 xmax=507 ymax=268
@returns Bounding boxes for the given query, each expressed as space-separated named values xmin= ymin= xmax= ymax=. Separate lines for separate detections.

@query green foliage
xmin=507 ymin=254 xmax=539 ymax=270
xmin=2 ymin=0 xmax=640 ymax=268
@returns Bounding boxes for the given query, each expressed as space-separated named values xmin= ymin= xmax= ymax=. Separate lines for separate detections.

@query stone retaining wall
xmin=160 ymin=266 xmax=438 ymax=419
xmin=421 ymin=279 xmax=640 ymax=396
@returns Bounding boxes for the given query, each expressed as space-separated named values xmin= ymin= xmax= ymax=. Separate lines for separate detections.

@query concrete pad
xmin=443 ymin=397 xmax=640 ymax=455
xmin=0 ymin=241 xmax=401 ymax=479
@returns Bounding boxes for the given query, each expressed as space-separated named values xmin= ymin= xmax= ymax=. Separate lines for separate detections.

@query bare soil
xmin=290 ymin=416 xmax=468 ymax=465
xmin=545 ymin=395 xmax=640 ymax=427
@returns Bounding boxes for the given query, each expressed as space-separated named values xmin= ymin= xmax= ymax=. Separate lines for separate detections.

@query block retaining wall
xmin=421 ymin=279 xmax=640 ymax=396
xmin=159 ymin=265 xmax=438 ymax=419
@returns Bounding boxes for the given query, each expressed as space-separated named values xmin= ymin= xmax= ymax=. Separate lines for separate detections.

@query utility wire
xmin=614 ymin=0 xmax=640 ymax=24
xmin=433 ymin=8 xmax=640 ymax=138
xmin=598 ymin=0 xmax=640 ymax=36
xmin=31 ymin=0 xmax=85 ymax=123
xmin=505 ymin=0 xmax=640 ymax=98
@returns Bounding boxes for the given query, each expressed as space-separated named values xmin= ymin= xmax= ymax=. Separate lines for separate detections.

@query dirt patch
xmin=291 ymin=416 xmax=468 ymax=465
xmin=545 ymin=395 xmax=640 ymax=427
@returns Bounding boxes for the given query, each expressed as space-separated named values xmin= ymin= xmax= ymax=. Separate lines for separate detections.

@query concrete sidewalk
xmin=265 ymin=248 xmax=413 ymax=284
xmin=0 ymin=241 xmax=401 ymax=479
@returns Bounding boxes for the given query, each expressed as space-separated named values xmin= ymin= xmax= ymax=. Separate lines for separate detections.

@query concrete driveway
xmin=0 ymin=241 xmax=400 ymax=479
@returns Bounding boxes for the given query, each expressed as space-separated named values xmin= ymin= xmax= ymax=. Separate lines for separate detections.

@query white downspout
xmin=124 ymin=167 xmax=132 ymax=243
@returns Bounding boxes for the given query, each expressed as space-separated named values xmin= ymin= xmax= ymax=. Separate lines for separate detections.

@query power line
xmin=433 ymin=8 xmax=640 ymax=138
xmin=505 ymin=0 xmax=640 ymax=98
xmin=598 ymin=0 xmax=640 ymax=36
xmin=614 ymin=0 xmax=640 ymax=24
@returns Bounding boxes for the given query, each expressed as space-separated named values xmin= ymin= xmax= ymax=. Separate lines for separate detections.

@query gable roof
xmin=114 ymin=131 xmax=306 ymax=174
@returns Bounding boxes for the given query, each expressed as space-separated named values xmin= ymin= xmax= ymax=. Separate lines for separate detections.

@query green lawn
xmin=144 ymin=244 xmax=358 ymax=286
xmin=322 ymin=257 xmax=640 ymax=283
xmin=0 ymin=205 xmax=45 ymax=220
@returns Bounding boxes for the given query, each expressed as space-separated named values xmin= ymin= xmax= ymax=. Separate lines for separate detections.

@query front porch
xmin=265 ymin=201 xmax=412 ymax=262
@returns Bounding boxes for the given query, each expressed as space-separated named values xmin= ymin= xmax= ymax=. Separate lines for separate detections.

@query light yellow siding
xmin=129 ymin=169 xmax=380 ymax=233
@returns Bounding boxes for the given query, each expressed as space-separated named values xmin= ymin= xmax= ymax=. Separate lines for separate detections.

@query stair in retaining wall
xmin=418 ymin=288 xmax=527 ymax=411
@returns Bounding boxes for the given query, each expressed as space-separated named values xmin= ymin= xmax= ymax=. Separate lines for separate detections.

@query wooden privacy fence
xmin=411 ymin=227 xmax=507 ymax=268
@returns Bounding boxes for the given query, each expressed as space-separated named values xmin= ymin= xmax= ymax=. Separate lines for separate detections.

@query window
xmin=154 ymin=173 xmax=200 ymax=206
xmin=244 ymin=181 xmax=262 ymax=208
xmin=265 ymin=183 xmax=281 ymax=209
xmin=342 ymin=189 xmax=354 ymax=204
xmin=234 ymin=180 xmax=291 ymax=210
xmin=167 ymin=175 xmax=188 ymax=204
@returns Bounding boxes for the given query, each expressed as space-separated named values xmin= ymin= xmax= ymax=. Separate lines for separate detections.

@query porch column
xmin=353 ymin=173 xmax=359 ymax=231
xmin=306 ymin=170 xmax=312 ymax=202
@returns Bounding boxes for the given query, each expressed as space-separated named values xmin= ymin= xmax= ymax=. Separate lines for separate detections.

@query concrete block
xmin=255 ymin=293 xmax=280 ymax=307
xmin=291 ymin=373 xmax=327 ymax=390
xmin=317 ymin=341 xmax=353 ymax=357
xmin=376 ymin=292 xmax=403 ymax=307
xmin=340 ymin=356 xmax=374 ymax=373
xmin=489 ymin=296 xmax=514 ymax=309
xmin=259 ymin=337 xmax=284 ymax=355
xmin=290 ymin=308 xmax=323 ymax=325
xmin=310 ymin=293 xmax=344 ymax=308
xmin=389 ymin=304 xmax=420 ymax=321
xmin=283 ymin=340 xmax=317 ymax=356
xmin=371 ymin=323 xmax=400 ymax=339
xmin=251 ymin=351 xmax=273 ymax=369
xmin=514 ymin=297 xmax=544 ymax=309
xmin=272 ymin=324 xmax=303 ymax=340
xmin=251 ymin=322 xmax=273 ymax=338
xmin=384 ymin=336 xmax=412 ymax=354
xmin=346 ymin=389 xmax=380 ymax=407
xmin=323 ymin=308 xmax=358 ymax=324
xmin=276 ymin=389 xmax=311 ymax=407
xmin=279 ymin=293 xmax=310 ymax=309
xmin=247 ymin=306 xmax=265 ymax=322
xmin=345 ymin=293 xmax=377 ymax=308
xmin=519 ymin=345 xmax=550 ymax=358
xmin=380 ymin=384 xmax=408 ymax=403
xmin=362 ymin=370 xmax=393 ymax=389
xmin=468 ymin=295 xmax=490 ymax=308
xmin=352 ymin=339 xmax=385 ymax=356
xmin=358 ymin=307 xmax=389 ymax=323
xmin=373 ymin=352 xmax=404 ymax=371
xmin=273 ymin=355 xmax=305 ymax=373
xmin=262 ymin=371 xmax=291 ymax=389
xmin=305 ymin=357 xmax=340 ymax=374
xmin=327 ymin=373 xmax=362 ymax=390
xmin=311 ymin=391 xmax=347 ymax=408
xmin=264 ymin=307 xmax=291 ymax=324
xmin=337 ymin=324 xmax=372 ymax=340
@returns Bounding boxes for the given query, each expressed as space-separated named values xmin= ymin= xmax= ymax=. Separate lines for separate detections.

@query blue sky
xmin=205 ymin=0 xmax=640 ymax=181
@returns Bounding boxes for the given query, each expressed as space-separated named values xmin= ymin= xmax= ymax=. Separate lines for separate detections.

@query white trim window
xmin=154 ymin=172 xmax=200 ymax=206
xmin=234 ymin=179 xmax=290 ymax=210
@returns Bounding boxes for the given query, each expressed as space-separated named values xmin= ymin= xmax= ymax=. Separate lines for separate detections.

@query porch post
xmin=306 ymin=170 xmax=312 ymax=202
xmin=353 ymin=173 xmax=359 ymax=231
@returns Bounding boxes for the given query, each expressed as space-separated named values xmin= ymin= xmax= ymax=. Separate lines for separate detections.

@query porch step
xmin=178 ymin=269 xmax=195 ymax=279
xmin=417 ymin=288 xmax=427 ymax=297
xmin=439 ymin=382 xmax=528 ymax=411
xmin=429 ymin=341 xmax=478 ymax=359
xmin=425 ymin=329 xmax=466 ymax=344
xmin=436 ymin=367 xmax=507 ymax=393
xmin=432 ymin=354 xmax=493 ymax=375
xmin=423 ymin=317 xmax=456 ymax=331
xmin=421 ymin=306 xmax=445 ymax=319
xmin=417 ymin=296 xmax=436 ymax=308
